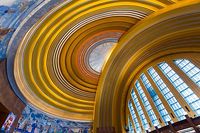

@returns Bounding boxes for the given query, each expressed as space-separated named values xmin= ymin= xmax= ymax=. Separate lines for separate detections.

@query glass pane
xmin=158 ymin=62 xmax=200 ymax=116
xmin=148 ymin=67 xmax=186 ymax=120
xmin=135 ymin=81 xmax=160 ymax=127
xmin=128 ymin=101 xmax=142 ymax=133
xmin=128 ymin=116 xmax=135 ymax=133
xmin=131 ymin=90 xmax=150 ymax=130
xmin=140 ymin=73 xmax=172 ymax=124
xmin=174 ymin=59 xmax=200 ymax=87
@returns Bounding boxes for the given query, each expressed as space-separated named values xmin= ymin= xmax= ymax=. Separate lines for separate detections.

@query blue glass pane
xmin=131 ymin=90 xmax=150 ymax=130
xmin=135 ymin=81 xmax=160 ymax=127
xmin=148 ymin=67 xmax=186 ymax=120
xmin=140 ymin=74 xmax=172 ymax=124
xmin=128 ymin=116 xmax=135 ymax=133
xmin=174 ymin=59 xmax=200 ymax=88
xmin=158 ymin=62 xmax=200 ymax=116
xmin=128 ymin=101 xmax=142 ymax=133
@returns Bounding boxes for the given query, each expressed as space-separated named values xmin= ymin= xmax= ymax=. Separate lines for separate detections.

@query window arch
xmin=127 ymin=55 xmax=200 ymax=133
xmin=158 ymin=62 xmax=200 ymax=115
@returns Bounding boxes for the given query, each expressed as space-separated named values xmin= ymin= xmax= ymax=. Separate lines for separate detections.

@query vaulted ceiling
xmin=6 ymin=0 xmax=200 ymax=132
xmin=14 ymin=0 xmax=155 ymax=121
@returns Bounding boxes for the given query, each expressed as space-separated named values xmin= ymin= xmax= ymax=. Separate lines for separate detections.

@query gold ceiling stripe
xmin=14 ymin=0 xmax=172 ymax=121
xmin=93 ymin=0 xmax=199 ymax=131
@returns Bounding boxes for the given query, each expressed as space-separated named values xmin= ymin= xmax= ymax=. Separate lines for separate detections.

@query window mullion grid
xmin=174 ymin=59 xmax=200 ymax=88
xmin=131 ymin=90 xmax=149 ymax=130
xmin=158 ymin=62 xmax=200 ymax=116
xmin=135 ymin=80 xmax=160 ymax=127
xmin=148 ymin=67 xmax=186 ymax=120
xmin=140 ymin=74 xmax=171 ymax=125
xmin=128 ymin=101 xmax=142 ymax=133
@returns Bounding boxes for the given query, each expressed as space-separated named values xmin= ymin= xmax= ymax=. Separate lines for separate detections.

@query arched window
xmin=127 ymin=57 xmax=200 ymax=133
xmin=159 ymin=62 xmax=200 ymax=115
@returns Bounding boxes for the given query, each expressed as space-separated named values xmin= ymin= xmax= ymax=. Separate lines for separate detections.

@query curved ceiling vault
xmin=94 ymin=0 xmax=200 ymax=132
xmin=12 ymin=0 xmax=200 ymax=131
